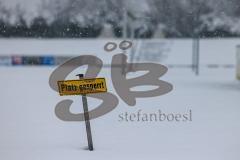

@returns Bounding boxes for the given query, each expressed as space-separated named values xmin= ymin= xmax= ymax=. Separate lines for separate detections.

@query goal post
xmin=237 ymin=45 xmax=240 ymax=80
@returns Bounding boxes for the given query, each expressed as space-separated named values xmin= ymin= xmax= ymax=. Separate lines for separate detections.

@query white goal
xmin=130 ymin=40 xmax=172 ymax=64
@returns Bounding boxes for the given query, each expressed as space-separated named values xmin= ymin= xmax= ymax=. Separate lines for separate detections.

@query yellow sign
xmin=57 ymin=78 xmax=107 ymax=96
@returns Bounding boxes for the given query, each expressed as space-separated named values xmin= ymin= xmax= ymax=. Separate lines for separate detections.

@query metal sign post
xmin=57 ymin=75 xmax=108 ymax=151
xmin=236 ymin=45 xmax=240 ymax=80
xmin=192 ymin=38 xmax=200 ymax=75
xmin=76 ymin=74 xmax=93 ymax=151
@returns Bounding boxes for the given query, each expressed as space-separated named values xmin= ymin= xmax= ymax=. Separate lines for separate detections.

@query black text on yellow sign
xmin=57 ymin=78 xmax=107 ymax=96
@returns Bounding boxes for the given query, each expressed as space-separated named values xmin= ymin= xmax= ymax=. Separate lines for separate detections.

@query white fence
xmin=0 ymin=38 xmax=238 ymax=75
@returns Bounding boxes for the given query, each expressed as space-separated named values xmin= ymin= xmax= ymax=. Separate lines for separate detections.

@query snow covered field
xmin=0 ymin=39 xmax=240 ymax=160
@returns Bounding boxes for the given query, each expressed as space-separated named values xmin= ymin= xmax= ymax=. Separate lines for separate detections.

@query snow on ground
xmin=0 ymin=39 xmax=240 ymax=160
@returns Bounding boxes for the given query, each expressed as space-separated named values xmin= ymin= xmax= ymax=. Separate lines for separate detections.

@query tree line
xmin=0 ymin=0 xmax=239 ymax=38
